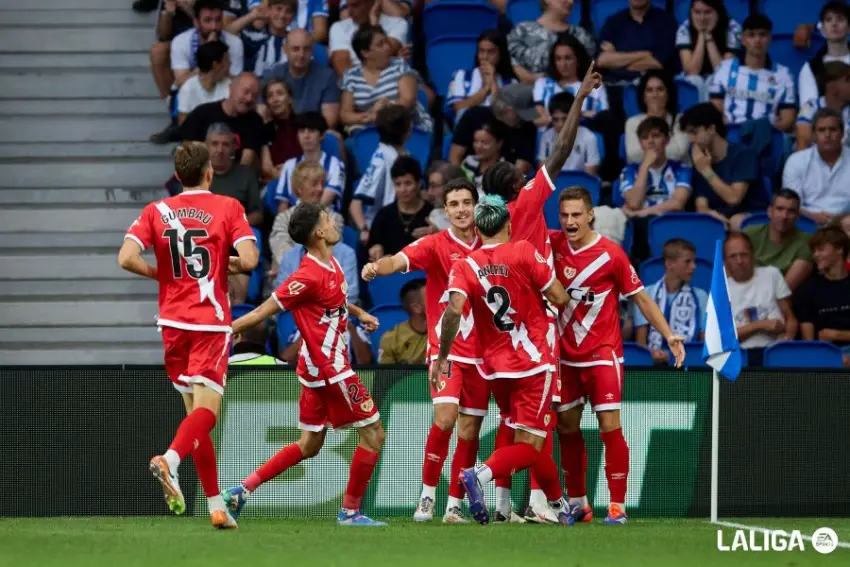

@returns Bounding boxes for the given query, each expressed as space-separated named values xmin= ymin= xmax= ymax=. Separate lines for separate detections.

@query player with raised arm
xmin=361 ymin=178 xmax=482 ymax=524
xmin=431 ymin=195 xmax=574 ymax=526
xmin=479 ymin=61 xmax=603 ymax=522
xmin=549 ymin=187 xmax=686 ymax=525
xmin=118 ymin=141 xmax=259 ymax=529
xmin=221 ymin=202 xmax=387 ymax=526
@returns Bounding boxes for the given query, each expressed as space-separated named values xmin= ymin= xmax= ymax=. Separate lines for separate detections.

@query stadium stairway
xmin=0 ymin=0 xmax=170 ymax=364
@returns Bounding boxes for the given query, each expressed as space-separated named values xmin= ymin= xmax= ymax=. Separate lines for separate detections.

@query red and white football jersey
xmin=125 ymin=190 xmax=255 ymax=332
xmin=273 ymin=253 xmax=354 ymax=387
xmin=508 ymin=167 xmax=556 ymax=266
xmin=399 ymin=229 xmax=481 ymax=363
xmin=551 ymin=231 xmax=643 ymax=363
xmin=448 ymin=241 xmax=556 ymax=379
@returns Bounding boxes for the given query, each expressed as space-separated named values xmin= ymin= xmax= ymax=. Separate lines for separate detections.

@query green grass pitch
xmin=1 ymin=517 xmax=848 ymax=567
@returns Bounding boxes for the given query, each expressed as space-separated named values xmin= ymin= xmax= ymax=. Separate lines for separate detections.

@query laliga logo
xmin=717 ymin=527 xmax=839 ymax=553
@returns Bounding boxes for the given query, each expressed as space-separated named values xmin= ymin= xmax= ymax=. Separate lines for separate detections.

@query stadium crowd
xmin=132 ymin=0 xmax=850 ymax=366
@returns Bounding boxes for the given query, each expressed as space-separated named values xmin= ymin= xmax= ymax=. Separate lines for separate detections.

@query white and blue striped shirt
xmin=619 ymin=160 xmax=692 ymax=208
xmin=353 ymin=142 xmax=401 ymax=226
xmin=294 ymin=0 xmax=329 ymax=32
xmin=253 ymin=34 xmax=288 ymax=78
xmin=532 ymin=77 xmax=609 ymax=115
xmin=708 ymin=57 xmax=796 ymax=125
xmin=446 ymin=68 xmax=514 ymax=121
xmin=796 ymin=96 xmax=850 ymax=146
xmin=273 ymin=152 xmax=345 ymax=211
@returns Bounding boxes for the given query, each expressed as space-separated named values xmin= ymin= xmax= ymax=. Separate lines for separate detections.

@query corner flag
xmin=702 ymin=240 xmax=742 ymax=381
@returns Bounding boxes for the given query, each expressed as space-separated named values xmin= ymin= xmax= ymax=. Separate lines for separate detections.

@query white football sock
xmin=207 ymin=495 xmax=225 ymax=513
xmin=474 ymin=464 xmax=493 ymax=485
xmin=446 ymin=496 xmax=463 ymax=512
xmin=495 ymin=487 xmax=512 ymax=515
xmin=420 ymin=485 xmax=436 ymax=501
xmin=163 ymin=449 xmax=180 ymax=473
xmin=529 ymin=489 xmax=547 ymax=509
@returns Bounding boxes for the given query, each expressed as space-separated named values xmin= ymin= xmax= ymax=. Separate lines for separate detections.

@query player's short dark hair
xmin=810 ymin=226 xmax=850 ymax=257
xmin=376 ymin=104 xmax=412 ymax=147
xmin=558 ymin=185 xmax=593 ymax=211
xmin=679 ymin=102 xmax=727 ymax=138
xmin=294 ymin=111 xmax=328 ymax=134
xmin=723 ymin=231 xmax=754 ymax=254
xmin=400 ymin=278 xmax=426 ymax=309
xmin=194 ymin=0 xmax=224 ymax=19
xmin=482 ymin=161 xmax=520 ymax=203
xmin=173 ymin=141 xmax=210 ymax=187
xmin=662 ymin=238 xmax=696 ymax=261
xmin=637 ymin=116 xmax=670 ymax=139
xmin=547 ymin=91 xmax=575 ymax=115
xmin=443 ymin=177 xmax=479 ymax=207
xmin=821 ymin=1 xmax=850 ymax=22
xmin=288 ymin=202 xmax=326 ymax=246
xmin=196 ymin=40 xmax=228 ymax=73
xmin=351 ymin=24 xmax=386 ymax=62
xmin=390 ymin=155 xmax=422 ymax=183
xmin=773 ymin=188 xmax=801 ymax=206
xmin=742 ymin=13 xmax=772 ymax=33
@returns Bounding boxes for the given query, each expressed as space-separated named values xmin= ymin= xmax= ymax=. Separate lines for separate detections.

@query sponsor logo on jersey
xmin=450 ymin=252 xmax=461 ymax=260
xmin=534 ymin=251 xmax=546 ymax=263
xmin=630 ymin=264 xmax=639 ymax=284
xmin=288 ymin=281 xmax=306 ymax=295
xmin=563 ymin=266 xmax=576 ymax=279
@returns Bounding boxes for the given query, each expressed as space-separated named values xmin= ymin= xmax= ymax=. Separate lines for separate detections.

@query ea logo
xmin=812 ymin=528 xmax=838 ymax=554
xmin=563 ymin=266 xmax=576 ymax=279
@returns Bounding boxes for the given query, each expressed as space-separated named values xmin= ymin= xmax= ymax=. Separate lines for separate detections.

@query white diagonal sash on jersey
xmin=465 ymin=256 xmax=542 ymax=363
xmin=155 ymin=201 xmax=225 ymax=322
xmin=436 ymin=289 xmax=474 ymax=341
xmin=559 ymin=251 xmax=611 ymax=347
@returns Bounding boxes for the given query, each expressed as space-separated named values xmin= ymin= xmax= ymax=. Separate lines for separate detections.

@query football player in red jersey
xmin=432 ymin=194 xmax=575 ymax=526
xmin=361 ymin=178 xmax=483 ymax=524
xmin=550 ymin=187 xmax=686 ymax=525
xmin=480 ymin=61 xmax=603 ymax=522
xmin=220 ymin=202 xmax=388 ymax=526
xmin=118 ymin=141 xmax=259 ymax=528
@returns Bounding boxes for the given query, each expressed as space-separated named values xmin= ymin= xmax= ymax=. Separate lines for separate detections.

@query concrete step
xmin=0 ymin=347 xmax=164 ymax=365
xmin=0 ymin=325 xmax=161 ymax=344
xmin=0 ymin=279 xmax=158 ymax=298
xmin=0 ymin=70 xmax=159 ymax=99
xmin=0 ymin=187 xmax=167 ymax=205
xmin=0 ymin=99 xmax=166 ymax=117
xmin=3 ymin=0 xmax=147 ymax=9
xmin=0 ymin=300 xmax=158 ymax=326
xmin=0 ymin=231 xmax=126 ymax=250
xmin=0 ymin=9 xmax=156 ymax=27
xmin=0 ymin=142 xmax=172 ymax=160
xmin=0 ymin=208 xmax=141 ymax=233
xmin=0 ymin=159 xmax=171 ymax=188
xmin=0 ymin=27 xmax=154 ymax=53
xmin=0 ymin=52 xmax=150 ymax=69
xmin=0 ymin=253 xmax=143 ymax=280
xmin=0 ymin=115 xmax=168 ymax=143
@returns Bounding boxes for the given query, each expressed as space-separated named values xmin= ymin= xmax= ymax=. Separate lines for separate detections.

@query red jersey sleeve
xmin=228 ymin=201 xmax=256 ymax=247
xmin=125 ymin=203 xmax=155 ymax=250
xmin=614 ymin=246 xmax=644 ymax=297
xmin=515 ymin=168 xmax=556 ymax=220
xmin=447 ymin=260 xmax=474 ymax=298
xmin=273 ymin=268 xmax=315 ymax=311
xmin=518 ymin=241 xmax=556 ymax=292
xmin=399 ymin=233 xmax=435 ymax=272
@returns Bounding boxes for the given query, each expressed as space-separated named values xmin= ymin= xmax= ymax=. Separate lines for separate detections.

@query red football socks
xmin=422 ymin=423 xmax=452 ymax=488
xmin=343 ymin=446 xmax=380 ymax=510
xmin=600 ymin=428 xmax=629 ymax=504
xmin=559 ymin=431 xmax=588 ymax=498
xmin=482 ymin=442 xmax=539 ymax=481
xmin=528 ymin=429 xmax=554 ymax=492
xmin=530 ymin=451 xmax=562 ymax=501
xmin=244 ymin=443 xmax=305 ymax=492
xmin=193 ymin=434 xmax=220 ymax=498
xmin=448 ymin=437 xmax=477 ymax=499
xmin=168 ymin=407 xmax=216 ymax=460
xmin=493 ymin=420 xmax=514 ymax=489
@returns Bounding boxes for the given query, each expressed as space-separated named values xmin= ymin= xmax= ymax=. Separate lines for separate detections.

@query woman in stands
xmin=460 ymin=121 xmax=505 ymax=193
xmin=445 ymin=29 xmax=516 ymax=124
xmin=260 ymin=79 xmax=299 ymax=183
xmin=507 ymin=0 xmax=596 ymax=84
xmin=624 ymin=70 xmax=689 ymax=164
xmin=677 ymin=0 xmax=741 ymax=81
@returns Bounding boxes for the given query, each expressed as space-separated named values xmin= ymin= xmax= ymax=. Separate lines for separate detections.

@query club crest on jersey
xmin=360 ymin=399 xmax=374 ymax=412
xmin=534 ymin=250 xmax=546 ymax=264
xmin=341 ymin=280 xmax=348 ymax=295
xmin=288 ymin=281 xmax=306 ymax=295
xmin=544 ymin=413 xmax=551 ymax=426
xmin=629 ymin=264 xmax=639 ymax=284
xmin=563 ymin=266 xmax=576 ymax=279
xmin=437 ymin=380 xmax=446 ymax=392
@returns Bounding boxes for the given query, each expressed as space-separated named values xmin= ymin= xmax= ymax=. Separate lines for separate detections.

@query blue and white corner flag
xmin=703 ymin=240 xmax=742 ymax=381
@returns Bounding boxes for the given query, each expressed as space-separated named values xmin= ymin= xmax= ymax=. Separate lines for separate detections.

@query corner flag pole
xmin=710 ymin=369 xmax=720 ymax=524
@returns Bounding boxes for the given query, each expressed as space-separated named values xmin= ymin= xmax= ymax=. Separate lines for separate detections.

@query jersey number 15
xmin=163 ymin=228 xmax=211 ymax=280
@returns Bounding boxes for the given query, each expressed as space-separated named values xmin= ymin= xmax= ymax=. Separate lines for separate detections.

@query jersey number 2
xmin=486 ymin=286 xmax=515 ymax=332
xmin=163 ymin=228 xmax=211 ymax=279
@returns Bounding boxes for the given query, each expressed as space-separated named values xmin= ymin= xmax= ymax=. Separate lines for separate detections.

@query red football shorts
xmin=161 ymin=327 xmax=231 ymax=396
xmin=298 ymin=374 xmax=380 ymax=431
xmin=428 ymin=360 xmax=490 ymax=416
xmin=487 ymin=370 xmax=555 ymax=438
xmin=558 ymin=347 xmax=623 ymax=413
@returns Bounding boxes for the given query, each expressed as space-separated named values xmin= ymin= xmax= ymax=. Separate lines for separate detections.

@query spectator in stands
xmin=350 ymin=104 xmax=412 ymax=237
xmin=625 ymin=70 xmax=689 ymax=164
xmin=506 ymin=0 xmax=596 ymax=84
xmin=259 ymin=78 xmax=300 ymax=180
xmin=281 ymin=0 xmax=330 ymax=44
xmin=724 ymin=232 xmax=797 ymax=366
xmin=270 ymin=112 xmax=345 ymax=212
xmin=708 ymin=14 xmax=796 ymax=131
xmin=680 ymin=103 xmax=763 ymax=230
xmin=339 ymin=0 xmax=411 ymax=19
xmin=329 ymin=0 xmax=409 ymax=77
xmin=265 ymin=29 xmax=341 ymax=129
xmin=446 ymin=30 xmax=517 ymax=124
xmin=634 ymin=238 xmax=708 ymax=364
xmin=424 ymin=161 xmax=466 ymax=232
xmin=795 ymin=61 xmax=850 ymax=150
xmin=677 ymin=0 xmax=740 ymax=83
xmin=177 ymin=41 xmax=232 ymax=123
xmin=532 ymin=35 xmax=609 ymax=128
xmin=744 ymin=189 xmax=813 ymax=291
xmin=226 ymin=0 xmax=296 ymax=78
xmin=597 ymin=0 xmax=677 ymax=82
xmin=223 ymin=1 xmax=269 ymax=73
xmin=171 ymin=0 xmax=244 ymax=89
xmin=449 ymin=84 xmax=538 ymax=175
xmin=798 ymin=2 xmax=850 ymax=107
xmin=367 ymin=156 xmax=432 ymax=261
xmin=379 ymin=278 xmax=427 ymax=364
xmin=276 ymin=239 xmax=360 ymax=304
xmin=150 ymin=0 xmax=195 ymax=101
xmin=795 ymin=227 xmax=850 ymax=360
xmin=270 ymin=161 xmax=345 ymax=274
xmin=461 ymin=121 xmax=506 ymax=192
xmin=181 ymin=72 xmax=265 ymax=166
xmin=783 ymin=108 xmax=850 ymax=225
xmin=537 ymin=92 xmax=600 ymax=176
xmin=230 ymin=324 xmax=286 ymax=365
xmin=207 ymin=123 xmax=262 ymax=226
xmin=340 ymin=25 xmax=432 ymax=134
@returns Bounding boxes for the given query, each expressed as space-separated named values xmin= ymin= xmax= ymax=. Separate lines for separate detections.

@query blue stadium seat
xmin=763 ymin=0 xmax=830 ymax=35
xmin=405 ymin=128 xmax=432 ymax=172
xmin=676 ymin=77 xmax=700 ymax=112
xmin=351 ymin=126 xmax=380 ymax=177
xmin=343 ymin=225 xmax=359 ymax=251
xmin=639 ymin=256 xmax=713 ymax=292
xmin=648 ymin=213 xmax=727 ymax=262
xmin=544 ymin=171 xmax=601 ymax=229
xmin=622 ymin=82 xmax=640 ymax=117
xmin=739 ymin=212 xmax=819 ymax=234
xmin=618 ymin=133 xmax=627 ymax=162
xmin=443 ymin=130 xmax=453 ymax=160
xmin=368 ymin=271 xmax=426 ymax=308
xmin=313 ymin=43 xmax=328 ymax=67
xmin=507 ymin=0 xmax=580 ymax=25
xmin=622 ymin=219 xmax=633 ymax=254
xmin=611 ymin=178 xmax=624 ymax=207
xmin=763 ymin=341 xmax=845 ymax=368
xmin=623 ymin=342 xmax=656 ymax=367
xmin=769 ymin=34 xmax=825 ymax=79
xmin=247 ymin=227 xmax=263 ymax=302
xmin=592 ymin=0 xmax=665 ymax=33
xmin=276 ymin=311 xmax=297 ymax=351
xmin=422 ymin=1 xmax=500 ymax=42
xmin=231 ymin=303 xmax=255 ymax=320
xmin=320 ymin=133 xmax=341 ymax=159
xmin=426 ymin=36 xmax=479 ymax=96
xmin=368 ymin=304 xmax=410 ymax=361
xmin=680 ymin=341 xmax=749 ymax=368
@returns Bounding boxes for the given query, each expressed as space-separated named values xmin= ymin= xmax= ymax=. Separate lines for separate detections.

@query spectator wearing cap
xmin=795 ymin=61 xmax=850 ymax=150
xmin=177 ymin=40 xmax=232 ymax=123
xmin=797 ymin=1 xmax=850 ymax=107
xmin=783 ymin=107 xmax=850 ymax=226
xmin=328 ymin=0 xmax=408 ymax=77
xmin=743 ymin=189 xmax=813 ymax=291
xmin=379 ymin=279 xmax=428 ymax=364
xmin=708 ymin=14 xmax=796 ymax=131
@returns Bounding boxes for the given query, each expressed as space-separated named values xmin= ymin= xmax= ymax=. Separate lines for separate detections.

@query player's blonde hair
xmin=173 ymin=141 xmax=210 ymax=187
xmin=291 ymin=161 xmax=325 ymax=201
